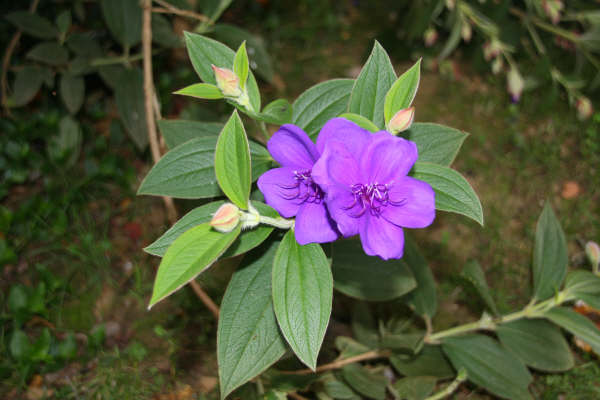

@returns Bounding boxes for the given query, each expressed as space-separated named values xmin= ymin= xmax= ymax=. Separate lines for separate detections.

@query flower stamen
xmin=277 ymin=169 xmax=324 ymax=205
xmin=344 ymin=182 xmax=406 ymax=217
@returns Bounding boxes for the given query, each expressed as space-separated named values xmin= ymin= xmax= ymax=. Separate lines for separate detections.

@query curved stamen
xmin=277 ymin=169 xmax=324 ymax=205
xmin=345 ymin=182 xmax=406 ymax=217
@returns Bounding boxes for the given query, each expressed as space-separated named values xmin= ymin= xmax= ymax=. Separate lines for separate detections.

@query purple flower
xmin=257 ymin=124 xmax=339 ymax=245
xmin=312 ymin=118 xmax=435 ymax=259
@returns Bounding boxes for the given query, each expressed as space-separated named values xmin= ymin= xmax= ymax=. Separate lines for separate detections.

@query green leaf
xmin=48 ymin=116 xmax=82 ymax=168
xmin=152 ymin=15 xmax=182 ymax=48
xmin=157 ymin=119 xmax=223 ymax=149
xmin=351 ymin=303 xmax=379 ymax=348
xmin=442 ymin=334 xmax=533 ymax=400
xmin=10 ymin=66 xmax=45 ymax=107
xmin=114 ymin=68 xmax=148 ymax=150
xmin=233 ymin=41 xmax=249 ymax=90
xmin=380 ymin=332 xmax=424 ymax=353
xmin=148 ymin=223 xmax=241 ymax=308
xmin=100 ymin=0 xmax=142 ymax=48
xmin=6 ymin=12 xmax=58 ymax=39
xmin=348 ymin=41 xmax=396 ymax=129
xmin=30 ymin=328 xmax=51 ymax=361
xmin=390 ymin=345 xmax=455 ymax=379
xmin=272 ymin=231 xmax=332 ymax=369
xmin=384 ymin=59 xmax=421 ymax=126
xmin=544 ymin=307 xmax=600 ymax=355
xmin=323 ymin=375 xmax=359 ymax=399
xmin=184 ymin=32 xmax=261 ymax=112
xmin=27 ymin=42 xmax=69 ymax=65
xmin=496 ymin=318 xmax=574 ymax=372
xmin=174 ymin=83 xmax=223 ymax=100
xmin=338 ymin=113 xmax=379 ymax=132
xmin=438 ymin=14 xmax=463 ymax=60
xmin=56 ymin=11 xmax=71 ymax=34
xmin=564 ymin=270 xmax=600 ymax=309
xmin=342 ymin=364 xmax=386 ymax=400
xmin=402 ymin=123 xmax=468 ymax=166
xmin=331 ymin=238 xmax=416 ymax=301
xmin=67 ymin=33 xmax=104 ymax=58
xmin=8 ymin=285 xmax=27 ymax=313
xmin=292 ymin=79 xmax=354 ymax=140
xmin=532 ymin=202 xmax=568 ymax=301
xmin=10 ymin=330 xmax=31 ymax=361
xmin=461 ymin=260 xmax=498 ymax=315
xmin=392 ymin=376 xmax=436 ymax=400
xmin=335 ymin=336 xmax=371 ymax=359
xmin=403 ymin=236 xmax=437 ymax=318
xmin=218 ymin=241 xmax=286 ymax=398
xmin=411 ymin=162 xmax=484 ymax=226
xmin=59 ymin=74 xmax=85 ymax=114
xmin=215 ymin=111 xmax=251 ymax=209
xmin=259 ymin=99 xmax=293 ymax=125
xmin=202 ymin=0 xmax=232 ymax=23
xmin=144 ymin=200 xmax=277 ymax=258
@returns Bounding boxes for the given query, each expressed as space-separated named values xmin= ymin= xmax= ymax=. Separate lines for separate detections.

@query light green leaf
xmin=403 ymin=236 xmax=437 ymax=318
xmin=348 ymin=41 xmax=396 ymax=129
xmin=292 ymin=79 xmax=354 ymax=140
xmin=174 ymin=83 xmax=223 ymax=100
xmin=259 ymin=99 xmax=293 ymax=125
xmin=411 ymin=161 xmax=484 ymax=226
xmin=384 ymin=59 xmax=421 ymax=126
xmin=496 ymin=318 xmax=574 ymax=372
xmin=233 ymin=41 xmax=249 ymax=90
xmin=392 ymin=376 xmax=437 ymax=400
xmin=544 ymin=307 xmax=600 ymax=355
xmin=215 ymin=111 xmax=251 ymax=209
xmin=331 ymin=238 xmax=416 ymax=301
xmin=27 ymin=42 xmax=69 ymax=65
xmin=272 ymin=230 xmax=332 ymax=370
xmin=532 ymin=202 xmax=567 ymax=301
xmin=218 ymin=241 xmax=287 ymax=398
xmin=338 ymin=112 xmax=379 ymax=132
xmin=390 ymin=345 xmax=455 ymax=379
xmin=442 ymin=334 xmax=533 ymax=400
xmin=148 ymin=223 xmax=241 ymax=308
xmin=564 ymin=270 xmax=600 ymax=309
xmin=6 ymin=12 xmax=58 ymax=39
xmin=100 ymin=0 xmax=142 ymax=48
xmin=461 ymin=260 xmax=498 ymax=315
xmin=114 ymin=68 xmax=148 ymax=150
xmin=157 ymin=119 xmax=223 ymax=149
xmin=342 ymin=364 xmax=386 ymax=400
xmin=402 ymin=123 xmax=468 ymax=166
xmin=59 ymin=74 xmax=85 ymax=114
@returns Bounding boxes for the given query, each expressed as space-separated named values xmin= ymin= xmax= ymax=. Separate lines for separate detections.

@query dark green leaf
xmin=544 ymin=307 xmax=600 ymax=355
xmin=114 ymin=68 xmax=148 ymax=150
xmin=384 ymin=59 xmax=421 ymax=126
xmin=10 ymin=66 xmax=45 ymax=107
xmin=67 ymin=32 xmax=103 ymax=58
xmin=174 ymin=83 xmax=223 ymax=100
xmin=59 ymin=74 xmax=85 ymax=114
xmin=335 ymin=336 xmax=371 ymax=359
xmin=48 ymin=116 xmax=82 ymax=168
xmin=157 ymin=119 xmax=223 ymax=149
xmin=27 ymin=42 xmax=68 ymax=65
xmin=323 ymin=375 xmax=359 ymax=399
xmin=381 ymin=332 xmax=424 ymax=353
xmin=56 ymin=11 xmax=71 ymax=34
xmin=152 ymin=14 xmax=181 ymax=48
xmin=391 ymin=345 xmax=454 ymax=379
xmin=9 ymin=330 xmax=31 ymax=361
xmin=100 ymin=0 xmax=142 ymax=48
xmin=461 ymin=260 xmax=498 ymax=315
xmin=402 ymin=123 xmax=468 ymax=166
xmin=342 ymin=364 xmax=386 ymax=400
xmin=351 ymin=303 xmax=379 ymax=348
xmin=403 ymin=236 xmax=437 ymax=318
xmin=6 ymin=12 xmax=58 ymax=39
xmin=8 ymin=285 xmax=28 ymax=313
xmin=392 ymin=376 xmax=437 ymax=400
xmin=259 ymin=99 xmax=293 ymax=125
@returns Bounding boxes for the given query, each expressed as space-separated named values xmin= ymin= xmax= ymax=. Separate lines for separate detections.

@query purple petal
xmin=359 ymin=214 xmax=405 ymax=260
xmin=267 ymin=124 xmax=320 ymax=169
xmin=324 ymin=185 xmax=362 ymax=237
xmin=382 ymin=176 xmax=436 ymax=228
xmin=316 ymin=118 xmax=371 ymax=157
xmin=360 ymin=132 xmax=418 ymax=184
xmin=257 ymin=167 xmax=302 ymax=218
xmin=294 ymin=202 xmax=339 ymax=245
xmin=312 ymin=140 xmax=362 ymax=189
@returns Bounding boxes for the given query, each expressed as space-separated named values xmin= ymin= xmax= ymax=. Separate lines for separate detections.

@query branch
xmin=152 ymin=0 xmax=208 ymax=22
xmin=280 ymin=350 xmax=390 ymax=375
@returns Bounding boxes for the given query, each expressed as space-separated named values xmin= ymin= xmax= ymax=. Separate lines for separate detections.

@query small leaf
xmin=380 ymin=332 xmax=424 ymax=353
xmin=272 ymin=230 xmax=332 ymax=369
xmin=442 ymin=334 xmax=533 ymax=400
xmin=214 ymin=111 xmax=251 ymax=209
xmin=10 ymin=330 xmax=31 ymax=361
xmin=335 ymin=336 xmax=372 ymax=359
xmin=157 ymin=119 xmax=223 ymax=149
xmin=339 ymin=112 xmax=379 ymax=132
xmin=59 ymin=74 xmax=85 ymax=114
xmin=564 ymin=270 xmax=600 ymax=309
xmin=148 ymin=223 xmax=241 ymax=308
xmin=100 ymin=0 xmax=142 ymax=48
xmin=411 ymin=161 xmax=484 ymax=226
xmin=292 ymin=79 xmax=354 ymax=140
xmin=496 ymin=318 xmax=574 ymax=372
xmin=384 ymin=59 xmax=421 ymax=126
xmin=461 ymin=260 xmax=498 ymax=315
xmin=233 ymin=41 xmax=249 ymax=90
xmin=48 ymin=116 xmax=82 ymax=168
xmin=342 ymin=364 xmax=386 ymax=400
xmin=10 ymin=66 xmax=45 ymax=107
xmin=392 ymin=376 xmax=437 ymax=400
xmin=323 ymin=375 xmax=359 ymax=399
xmin=259 ymin=99 xmax=293 ymax=125
xmin=332 ymin=238 xmax=416 ymax=301
xmin=27 ymin=42 xmax=69 ymax=65
xmin=544 ymin=307 xmax=600 ymax=355
xmin=218 ymin=241 xmax=287 ymax=398
xmin=403 ymin=236 xmax=437 ymax=318
xmin=6 ymin=12 xmax=58 ymax=39
xmin=174 ymin=83 xmax=223 ymax=100
xmin=391 ymin=345 xmax=455 ymax=379
xmin=402 ymin=123 xmax=468 ymax=166
xmin=351 ymin=303 xmax=379 ymax=348
xmin=56 ymin=10 xmax=71 ymax=34
xmin=348 ymin=41 xmax=397 ymax=129
xmin=532 ymin=202 xmax=568 ymax=301
xmin=114 ymin=68 xmax=148 ymax=150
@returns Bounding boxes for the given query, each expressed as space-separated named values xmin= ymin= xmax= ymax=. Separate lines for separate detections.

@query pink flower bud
xmin=586 ymin=241 xmax=600 ymax=270
xmin=542 ymin=0 xmax=563 ymax=25
xmin=576 ymin=97 xmax=593 ymax=120
xmin=507 ymin=67 xmax=524 ymax=103
xmin=424 ymin=28 xmax=438 ymax=47
xmin=389 ymin=107 xmax=415 ymax=134
xmin=491 ymin=57 xmax=503 ymax=75
xmin=461 ymin=23 xmax=472 ymax=43
xmin=211 ymin=65 xmax=241 ymax=97
xmin=210 ymin=203 xmax=240 ymax=233
xmin=483 ymin=39 xmax=502 ymax=61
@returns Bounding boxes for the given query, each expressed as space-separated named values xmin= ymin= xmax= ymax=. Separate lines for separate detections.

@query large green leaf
xmin=114 ymin=68 xmax=148 ymax=150
xmin=496 ymin=318 xmax=574 ymax=372
xmin=148 ymin=223 xmax=241 ymax=308
xmin=390 ymin=345 xmax=455 ymax=379
xmin=544 ymin=307 xmax=600 ymax=355
xmin=184 ymin=32 xmax=261 ymax=112
xmin=402 ymin=123 xmax=468 ymax=166
xmin=218 ymin=241 xmax=287 ymax=398
xmin=272 ymin=231 xmax=332 ymax=370
xmin=411 ymin=162 xmax=484 ymax=226
xmin=59 ymin=74 xmax=85 ymax=114
xmin=391 ymin=376 xmax=436 ymax=400
xmin=144 ymin=200 xmax=277 ymax=259
xmin=442 ymin=334 xmax=532 ymax=399
xmin=6 ymin=12 xmax=58 ymax=39
xmin=348 ymin=41 xmax=396 ymax=129
xmin=342 ymin=364 xmax=386 ymax=400
xmin=461 ymin=260 xmax=498 ymax=315
xmin=157 ymin=119 xmax=223 ymax=149
xmin=27 ymin=42 xmax=68 ymax=66
xmin=292 ymin=79 xmax=354 ymax=140
xmin=384 ymin=59 xmax=421 ymax=126
xmin=215 ymin=111 xmax=251 ymax=209
xmin=564 ymin=270 xmax=600 ymax=309
xmin=331 ymin=238 xmax=416 ymax=301
xmin=259 ymin=99 xmax=293 ymax=125
xmin=532 ymin=202 xmax=567 ymax=301
xmin=403 ymin=236 xmax=437 ymax=318
xmin=100 ymin=0 xmax=142 ymax=48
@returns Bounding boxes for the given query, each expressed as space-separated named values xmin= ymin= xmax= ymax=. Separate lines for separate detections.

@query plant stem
xmin=90 ymin=53 xmax=146 ymax=67
xmin=258 ymin=215 xmax=295 ymax=230
xmin=424 ymin=369 xmax=468 ymax=400
xmin=280 ymin=350 xmax=390 ymax=375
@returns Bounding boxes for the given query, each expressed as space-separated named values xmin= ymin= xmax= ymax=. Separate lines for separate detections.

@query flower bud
xmin=211 ymin=65 xmax=241 ymax=97
xmin=388 ymin=107 xmax=415 ymax=134
xmin=423 ymin=28 xmax=438 ymax=47
xmin=576 ymin=97 xmax=593 ymax=120
xmin=483 ymin=39 xmax=502 ymax=61
xmin=542 ymin=0 xmax=563 ymax=25
xmin=210 ymin=203 xmax=240 ymax=233
xmin=586 ymin=241 xmax=600 ymax=271
xmin=461 ymin=23 xmax=472 ymax=43
xmin=445 ymin=0 xmax=455 ymax=10
xmin=507 ymin=67 xmax=524 ymax=103
xmin=491 ymin=57 xmax=503 ymax=75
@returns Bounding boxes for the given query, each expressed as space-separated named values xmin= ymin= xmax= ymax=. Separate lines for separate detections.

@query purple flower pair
xmin=257 ymin=118 xmax=435 ymax=259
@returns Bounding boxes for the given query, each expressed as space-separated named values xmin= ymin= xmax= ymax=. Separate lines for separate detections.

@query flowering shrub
xmin=139 ymin=34 xmax=600 ymax=399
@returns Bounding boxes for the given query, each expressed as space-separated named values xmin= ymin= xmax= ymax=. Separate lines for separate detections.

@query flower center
xmin=278 ymin=169 xmax=324 ymax=204
xmin=344 ymin=182 xmax=405 ymax=217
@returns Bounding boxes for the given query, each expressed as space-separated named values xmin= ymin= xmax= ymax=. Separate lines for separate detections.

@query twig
xmin=189 ymin=280 xmax=220 ymax=318
xmin=151 ymin=0 xmax=208 ymax=22
xmin=280 ymin=350 xmax=390 ymax=375
xmin=1 ymin=0 xmax=40 ymax=115
xmin=424 ymin=369 xmax=467 ymax=400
